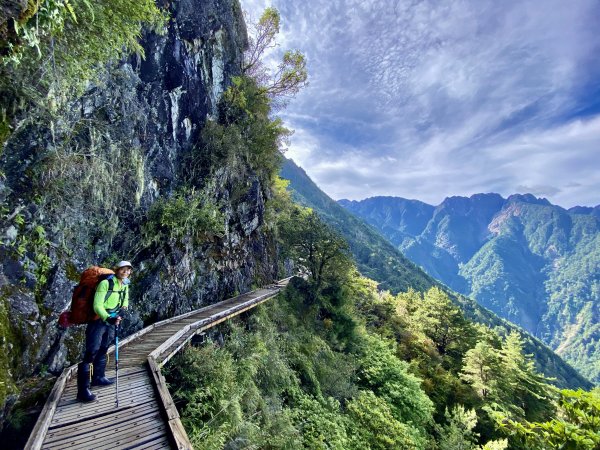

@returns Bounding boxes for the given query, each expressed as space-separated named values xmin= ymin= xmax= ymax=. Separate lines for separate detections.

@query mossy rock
xmin=0 ymin=297 xmax=18 ymax=410
xmin=18 ymin=1 xmax=40 ymax=23
xmin=0 ymin=117 xmax=10 ymax=151
xmin=64 ymin=261 xmax=83 ymax=283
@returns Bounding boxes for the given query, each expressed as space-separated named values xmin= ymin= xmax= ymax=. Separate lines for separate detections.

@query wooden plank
xmin=44 ymin=412 xmax=166 ymax=450
xmin=58 ymin=371 xmax=149 ymax=393
xmin=149 ymin=324 xmax=196 ymax=361
xmin=147 ymin=357 xmax=193 ymax=449
xmin=59 ymin=377 xmax=150 ymax=405
xmin=24 ymin=365 xmax=76 ymax=450
xmin=120 ymin=358 xmax=152 ymax=367
xmin=45 ymin=411 xmax=164 ymax=449
xmin=110 ymin=323 xmax=157 ymax=349
xmin=58 ymin=379 xmax=153 ymax=408
xmin=134 ymin=436 xmax=173 ymax=450
xmin=114 ymin=433 xmax=172 ymax=450
xmin=125 ymin=344 xmax=168 ymax=354
xmin=97 ymin=426 xmax=168 ymax=450
xmin=142 ymin=331 xmax=185 ymax=338
xmin=131 ymin=337 xmax=172 ymax=345
xmin=45 ymin=400 xmax=158 ymax=441
xmin=53 ymin=384 xmax=155 ymax=418
xmin=51 ymin=390 xmax=156 ymax=426
xmin=155 ymin=289 xmax=283 ymax=366
xmin=167 ymin=417 xmax=193 ymax=450
xmin=147 ymin=358 xmax=179 ymax=421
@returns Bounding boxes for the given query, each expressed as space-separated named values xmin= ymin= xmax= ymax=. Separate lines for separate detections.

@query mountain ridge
xmin=281 ymin=158 xmax=591 ymax=389
xmin=339 ymin=192 xmax=600 ymax=383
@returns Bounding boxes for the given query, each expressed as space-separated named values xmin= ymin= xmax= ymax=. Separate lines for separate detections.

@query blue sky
xmin=240 ymin=0 xmax=600 ymax=208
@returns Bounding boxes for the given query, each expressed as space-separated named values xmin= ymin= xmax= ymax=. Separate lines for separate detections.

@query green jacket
xmin=93 ymin=277 xmax=129 ymax=321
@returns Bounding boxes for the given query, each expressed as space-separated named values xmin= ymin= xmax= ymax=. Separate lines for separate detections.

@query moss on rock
xmin=0 ymin=296 xmax=18 ymax=411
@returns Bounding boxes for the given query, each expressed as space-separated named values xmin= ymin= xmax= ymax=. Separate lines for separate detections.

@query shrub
xmin=142 ymin=188 xmax=224 ymax=248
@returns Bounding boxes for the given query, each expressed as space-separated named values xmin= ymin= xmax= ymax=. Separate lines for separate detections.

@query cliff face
xmin=0 ymin=0 xmax=279 ymax=421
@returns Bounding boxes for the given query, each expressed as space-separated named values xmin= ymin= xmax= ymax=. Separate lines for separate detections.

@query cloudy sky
xmin=240 ymin=0 xmax=600 ymax=208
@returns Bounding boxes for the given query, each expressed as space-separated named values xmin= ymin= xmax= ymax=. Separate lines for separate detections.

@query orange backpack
xmin=59 ymin=266 xmax=115 ymax=327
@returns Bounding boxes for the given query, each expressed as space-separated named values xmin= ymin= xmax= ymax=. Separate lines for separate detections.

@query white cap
xmin=115 ymin=261 xmax=133 ymax=270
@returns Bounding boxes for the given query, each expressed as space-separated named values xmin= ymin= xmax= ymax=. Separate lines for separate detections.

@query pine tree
xmin=460 ymin=341 xmax=502 ymax=400
xmin=498 ymin=332 xmax=555 ymax=421
xmin=408 ymin=287 xmax=475 ymax=360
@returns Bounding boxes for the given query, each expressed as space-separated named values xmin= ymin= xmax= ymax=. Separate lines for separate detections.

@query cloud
xmin=240 ymin=0 xmax=600 ymax=208
xmin=516 ymin=185 xmax=561 ymax=198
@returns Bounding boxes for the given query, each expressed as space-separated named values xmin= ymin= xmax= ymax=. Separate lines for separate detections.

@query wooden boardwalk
xmin=25 ymin=278 xmax=292 ymax=450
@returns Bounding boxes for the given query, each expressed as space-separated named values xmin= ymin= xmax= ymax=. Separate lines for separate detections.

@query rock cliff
xmin=0 ymin=0 xmax=280 ymax=424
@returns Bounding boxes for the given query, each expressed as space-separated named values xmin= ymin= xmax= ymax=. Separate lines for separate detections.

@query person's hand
xmin=106 ymin=316 xmax=122 ymax=326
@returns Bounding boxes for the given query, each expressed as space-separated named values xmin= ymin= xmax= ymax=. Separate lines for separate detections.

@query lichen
xmin=18 ymin=0 xmax=40 ymax=23
xmin=65 ymin=261 xmax=80 ymax=283
xmin=0 ymin=115 xmax=10 ymax=152
xmin=210 ymin=29 xmax=226 ymax=113
xmin=0 ymin=296 xmax=18 ymax=409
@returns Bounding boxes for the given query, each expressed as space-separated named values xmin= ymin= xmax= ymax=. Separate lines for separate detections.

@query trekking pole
xmin=115 ymin=322 xmax=120 ymax=407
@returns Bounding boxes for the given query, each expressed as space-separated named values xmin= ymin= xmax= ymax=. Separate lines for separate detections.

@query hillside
xmin=280 ymin=161 xmax=434 ymax=293
xmin=280 ymin=158 xmax=590 ymax=389
xmin=340 ymin=194 xmax=600 ymax=383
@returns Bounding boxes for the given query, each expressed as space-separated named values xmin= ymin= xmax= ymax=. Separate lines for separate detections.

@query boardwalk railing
xmin=25 ymin=278 xmax=292 ymax=450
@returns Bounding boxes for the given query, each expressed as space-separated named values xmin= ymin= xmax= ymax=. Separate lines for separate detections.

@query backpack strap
xmin=104 ymin=277 xmax=119 ymax=315
xmin=117 ymin=285 xmax=127 ymax=308
xmin=104 ymin=277 xmax=115 ymax=303
xmin=104 ymin=276 xmax=127 ymax=313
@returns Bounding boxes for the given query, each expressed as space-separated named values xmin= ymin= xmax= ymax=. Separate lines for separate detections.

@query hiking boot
xmin=77 ymin=363 xmax=97 ymax=402
xmin=91 ymin=355 xmax=114 ymax=386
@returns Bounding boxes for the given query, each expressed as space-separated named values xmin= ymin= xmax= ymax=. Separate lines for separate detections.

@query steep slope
xmin=281 ymin=160 xmax=433 ymax=293
xmin=281 ymin=158 xmax=590 ymax=389
xmin=341 ymin=194 xmax=600 ymax=383
xmin=0 ymin=0 xmax=281 ymax=429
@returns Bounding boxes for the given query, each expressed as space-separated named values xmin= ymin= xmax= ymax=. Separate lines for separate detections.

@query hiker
xmin=77 ymin=261 xmax=132 ymax=402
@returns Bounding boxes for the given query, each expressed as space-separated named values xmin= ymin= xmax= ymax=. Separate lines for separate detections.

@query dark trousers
xmin=82 ymin=319 xmax=115 ymax=364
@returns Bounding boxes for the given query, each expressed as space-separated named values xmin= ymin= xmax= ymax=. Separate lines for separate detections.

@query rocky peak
xmin=506 ymin=193 xmax=552 ymax=207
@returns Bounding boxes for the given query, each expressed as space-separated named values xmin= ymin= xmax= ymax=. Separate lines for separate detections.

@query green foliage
xmin=498 ymin=331 xmax=555 ymax=421
xmin=461 ymin=340 xmax=502 ymax=401
xmin=346 ymin=390 xmax=423 ymax=449
xmin=460 ymin=331 xmax=555 ymax=423
xmin=404 ymin=287 xmax=476 ymax=362
xmin=264 ymin=176 xmax=292 ymax=234
xmin=283 ymin=160 xmax=591 ymax=389
xmin=0 ymin=297 xmax=18 ymax=409
xmin=492 ymin=389 xmax=600 ymax=449
xmin=243 ymin=8 xmax=308 ymax=103
xmin=6 ymin=213 xmax=52 ymax=291
xmin=289 ymin=394 xmax=349 ymax=449
xmin=280 ymin=158 xmax=434 ymax=293
xmin=165 ymin=232 xmax=592 ymax=450
xmin=1 ymin=0 xmax=166 ymax=103
xmin=142 ymin=188 xmax=224 ymax=248
xmin=357 ymin=334 xmax=434 ymax=430
xmin=341 ymin=195 xmax=600 ymax=384
xmin=436 ymin=405 xmax=508 ymax=450
xmin=190 ymin=76 xmax=291 ymax=187
xmin=278 ymin=207 xmax=353 ymax=292
xmin=437 ymin=405 xmax=480 ymax=449
xmin=166 ymin=259 xmax=436 ymax=448
xmin=31 ymin=129 xmax=146 ymax=251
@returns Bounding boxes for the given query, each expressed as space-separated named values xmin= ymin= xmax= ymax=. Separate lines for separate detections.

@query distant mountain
xmin=280 ymin=158 xmax=591 ymax=389
xmin=340 ymin=194 xmax=600 ymax=383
